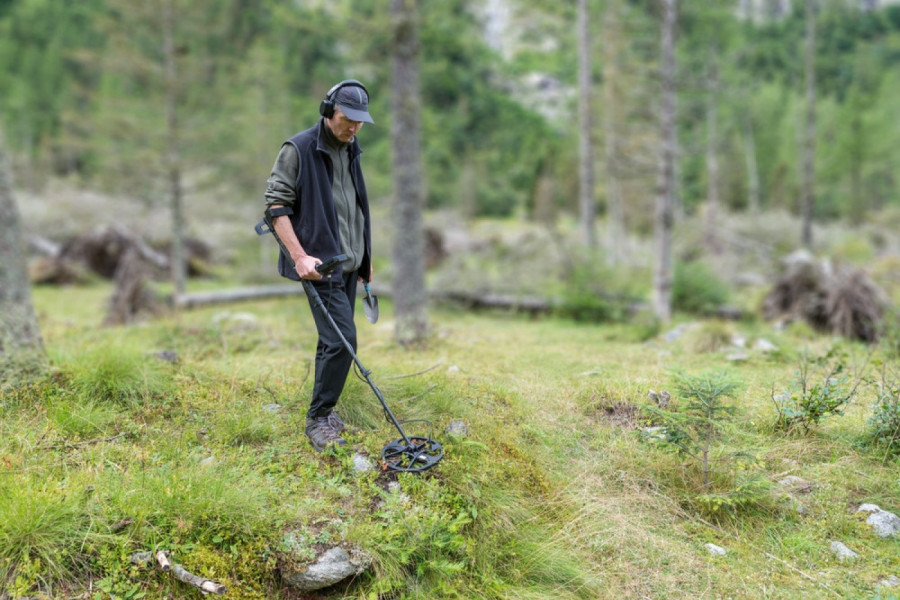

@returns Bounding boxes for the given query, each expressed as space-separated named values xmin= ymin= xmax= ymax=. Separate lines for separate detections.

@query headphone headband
xmin=320 ymin=79 xmax=369 ymax=119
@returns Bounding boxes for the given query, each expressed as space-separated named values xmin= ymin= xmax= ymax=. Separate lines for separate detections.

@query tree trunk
xmin=704 ymin=48 xmax=720 ymax=252
xmin=391 ymin=0 xmax=428 ymax=345
xmin=743 ymin=115 xmax=760 ymax=213
xmin=603 ymin=0 xmax=626 ymax=264
xmin=0 ymin=136 xmax=47 ymax=386
xmin=653 ymin=0 xmax=677 ymax=324
xmin=801 ymin=0 xmax=816 ymax=249
xmin=163 ymin=0 xmax=187 ymax=297
xmin=577 ymin=0 xmax=596 ymax=250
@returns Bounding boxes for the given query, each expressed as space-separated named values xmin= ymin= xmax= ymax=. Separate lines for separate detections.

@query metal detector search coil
xmin=255 ymin=211 xmax=444 ymax=473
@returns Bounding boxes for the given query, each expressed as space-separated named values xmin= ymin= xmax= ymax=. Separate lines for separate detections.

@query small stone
xmin=352 ymin=453 xmax=375 ymax=473
xmin=877 ymin=575 xmax=900 ymax=588
xmin=262 ymin=403 xmax=282 ymax=413
xmin=778 ymin=475 xmax=816 ymax=494
xmin=830 ymin=541 xmax=859 ymax=562
xmin=705 ymin=543 xmax=727 ymax=556
xmin=754 ymin=338 xmax=778 ymax=352
xmin=445 ymin=420 xmax=469 ymax=437
xmin=153 ymin=350 xmax=179 ymax=363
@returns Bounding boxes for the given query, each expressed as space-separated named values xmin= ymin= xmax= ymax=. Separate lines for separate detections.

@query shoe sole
xmin=307 ymin=435 xmax=347 ymax=453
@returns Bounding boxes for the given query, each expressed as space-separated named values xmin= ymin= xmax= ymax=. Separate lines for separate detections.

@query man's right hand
xmin=294 ymin=254 xmax=323 ymax=280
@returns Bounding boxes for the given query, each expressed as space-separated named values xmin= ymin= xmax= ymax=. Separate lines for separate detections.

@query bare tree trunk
xmin=704 ymin=48 xmax=720 ymax=252
xmin=0 ymin=135 xmax=47 ymax=386
xmin=743 ymin=115 xmax=760 ymax=213
xmin=801 ymin=0 xmax=817 ymax=248
xmin=163 ymin=0 xmax=187 ymax=297
xmin=848 ymin=112 xmax=865 ymax=225
xmin=577 ymin=0 xmax=596 ymax=250
xmin=391 ymin=0 xmax=428 ymax=345
xmin=603 ymin=0 xmax=626 ymax=264
xmin=653 ymin=0 xmax=677 ymax=324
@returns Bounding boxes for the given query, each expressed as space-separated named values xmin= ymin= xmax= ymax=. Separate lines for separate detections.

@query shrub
xmin=771 ymin=347 xmax=869 ymax=433
xmin=672 ymin=260 xmax=731 ymax=316
xmin=558 ymin=259 xmax=647 ymax=323
xmin=865 ymin=365 xmax=900 ymax=455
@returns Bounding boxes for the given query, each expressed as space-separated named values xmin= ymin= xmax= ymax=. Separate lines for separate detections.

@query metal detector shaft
xmin=300 ymin=278 xmax=413 ymax=446
xmin=255 ymin=214 xmax=413 ymax=445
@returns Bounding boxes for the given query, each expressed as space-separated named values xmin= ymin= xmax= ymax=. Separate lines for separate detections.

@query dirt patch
xmin=589 ymin=396 xmax=641 ymax=429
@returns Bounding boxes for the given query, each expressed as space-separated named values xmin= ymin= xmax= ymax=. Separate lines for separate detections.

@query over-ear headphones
xmin=319 ymin=79 xmax=369 ymax=119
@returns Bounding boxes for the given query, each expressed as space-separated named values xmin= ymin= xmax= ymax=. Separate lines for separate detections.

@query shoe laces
xmin=325 ymin=410 xmax=346 ymax=433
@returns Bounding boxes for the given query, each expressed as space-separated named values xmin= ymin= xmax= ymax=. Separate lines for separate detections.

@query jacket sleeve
xmin=264 ymin=143 xmax=300 ymax=208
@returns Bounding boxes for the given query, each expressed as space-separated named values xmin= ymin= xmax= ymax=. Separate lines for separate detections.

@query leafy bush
xmin=558 ymin=258 xmax=648 ymax=323
xmin=771 ymin=347 xmax=868 ymax=433
xmin=671 ymin=260 xmax=731 ymax=315
xmin=865 ymin=365 xmax=900 ymax=455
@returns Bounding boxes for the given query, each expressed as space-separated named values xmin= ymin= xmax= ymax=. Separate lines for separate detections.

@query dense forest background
xmin=3 ymin=0 xmax=900 ymax=228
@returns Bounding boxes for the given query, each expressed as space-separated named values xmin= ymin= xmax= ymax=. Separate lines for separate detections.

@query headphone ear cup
xmin=319 ymin=99 xmax=334 ymax=118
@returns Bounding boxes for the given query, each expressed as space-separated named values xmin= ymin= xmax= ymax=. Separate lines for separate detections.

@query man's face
xmin=326 ymin=108 xmax=363 ymax=143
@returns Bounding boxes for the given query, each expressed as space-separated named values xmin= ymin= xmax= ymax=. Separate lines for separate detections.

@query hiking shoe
xmin=305 ymin=415 xmax=347 ymax=453
xmin=325 ymin=409 xmax=347 ymax=433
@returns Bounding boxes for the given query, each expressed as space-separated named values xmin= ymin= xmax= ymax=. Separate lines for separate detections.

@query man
xmin=263 ymin=80 xmax=374 ymax=452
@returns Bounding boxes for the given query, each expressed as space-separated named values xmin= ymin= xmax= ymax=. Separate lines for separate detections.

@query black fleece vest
xmin=277 ymin=119 xmax=372 ymax=282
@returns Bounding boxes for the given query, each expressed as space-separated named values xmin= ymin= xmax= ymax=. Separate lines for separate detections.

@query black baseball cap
xmin=334 ymin=85 xmax=374 ymax=124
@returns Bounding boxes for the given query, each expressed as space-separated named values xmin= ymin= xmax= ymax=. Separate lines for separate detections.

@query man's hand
xmin=294 ymin=254 xmax=323 ymax=280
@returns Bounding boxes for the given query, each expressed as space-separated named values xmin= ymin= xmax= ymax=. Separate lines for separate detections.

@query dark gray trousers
xmin=306 ymin=270 xmax=358 ymax=419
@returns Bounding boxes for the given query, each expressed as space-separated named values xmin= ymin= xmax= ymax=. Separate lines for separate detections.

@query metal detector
xmin=255 ymin=213 xmax=443 ymax=472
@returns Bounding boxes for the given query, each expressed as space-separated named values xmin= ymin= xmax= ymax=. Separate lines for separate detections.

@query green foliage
xmin=66 ymin=343 xmax=174 ymax=407
xmin=672 ymin=260 xmax=731 ymax=316
xmin=644 ymin=370 xmax=770 ymax=515
xmin=772 ymin=347 xmax=865 ymax=433
xmin=0 ymin=473 xmax=95 ymax=595
xmin=558 ymin=256 xmax=648 ymax=323
xmin=864 ymin=365 xmax=900 ymax=455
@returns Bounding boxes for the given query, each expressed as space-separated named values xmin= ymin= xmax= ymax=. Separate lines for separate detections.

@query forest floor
xmin=5 ymin=182 xmax=900 ymax=598
xmin=3 ymin=274 xmax=899 ymax=599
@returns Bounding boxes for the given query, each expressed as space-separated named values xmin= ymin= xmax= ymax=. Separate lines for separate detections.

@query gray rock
xmin=663 ymin=325 xmax=686 ymax=343
xmin=830 ymin=541 xmax=859 ymax=561
xmin=877 ymin=575 xmax=900 ymax=588
xmin=262 ymin=403 xmax=282 ymax=413
xmin=352 ymin=452 xmax=375 ymax=473
xmin=856 ymin=504 xmax=900 ymax=538
xmin=280 ymin=545 xmax=372 ymax=592
xmin=753 ymin=338 xmax=778 ymax=352
xmin=445 ymin=420 xmax=469 ymax=437
xmin=778 ymin=475 xmax=816 ymax=494
xmin=705 ymin=543 xmax=727 ymax=556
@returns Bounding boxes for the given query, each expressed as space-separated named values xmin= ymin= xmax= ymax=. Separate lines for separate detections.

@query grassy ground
xmin=2 ymin=280 xmax=899 ymax=599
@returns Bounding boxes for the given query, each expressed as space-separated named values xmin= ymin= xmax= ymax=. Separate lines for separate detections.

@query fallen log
xmin=173 ymin=284 xmax=306 ymax=308
xmin=172 ymin=283 xmax=557 ymax=314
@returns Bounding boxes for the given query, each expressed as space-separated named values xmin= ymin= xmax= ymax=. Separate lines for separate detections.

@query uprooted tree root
xmin=763 ymin=250 xmax=889 ymax=343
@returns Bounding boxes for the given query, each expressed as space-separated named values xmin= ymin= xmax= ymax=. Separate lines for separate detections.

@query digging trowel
xmin=363 ymin=283 xmax=379 ymax=324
